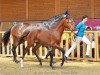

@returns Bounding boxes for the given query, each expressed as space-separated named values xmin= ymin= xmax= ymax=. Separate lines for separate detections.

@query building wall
xmin=28 ymin=0 xmax=55 ymax=20
xmin=0 ymin=0 xmax=1 ymax=20
xmin=94 ymin=0 xmax=100 ymax=18
xmin=65 ymin=0 xmax=92 ymax=19
xmin=0 ymin=0 xmax=26 ymax=21
xmin=0 ymin=0 xmax=100 ymax=21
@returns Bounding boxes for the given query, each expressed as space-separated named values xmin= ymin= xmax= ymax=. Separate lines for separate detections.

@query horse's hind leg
xmin=12 ymin=44 xmax=19 ymax=63
xmin=12 ymin=36 xmax=19 ymax=63
xmin=47 ymin=47 xmax=54 ymax=68
xmin=49 ymin=50 xmax=54 ymax=68
xmin=32 ymin=43 xmax=42 ymax=66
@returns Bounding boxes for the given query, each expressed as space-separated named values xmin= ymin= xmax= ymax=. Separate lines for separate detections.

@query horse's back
xmin=11 ymin=22 xmax=30 ymax=36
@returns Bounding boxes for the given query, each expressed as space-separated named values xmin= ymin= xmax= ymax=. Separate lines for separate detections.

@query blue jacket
xmin=76 ymin=22 xmax=86 ymax=37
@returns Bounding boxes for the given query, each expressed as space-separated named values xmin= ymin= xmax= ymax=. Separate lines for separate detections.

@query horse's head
xmin=62 ymin=11 xmax=75 ymax=31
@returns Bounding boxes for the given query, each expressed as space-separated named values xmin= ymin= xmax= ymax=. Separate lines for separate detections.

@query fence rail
xmin=0 ymin=31 xmax=100 ymax=61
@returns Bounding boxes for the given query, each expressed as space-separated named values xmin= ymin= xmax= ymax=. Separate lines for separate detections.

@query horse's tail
xmin=2 ymin=28 xmax=11 ymax=47
xmin=19 ymin=30 xmax=30 ymax=43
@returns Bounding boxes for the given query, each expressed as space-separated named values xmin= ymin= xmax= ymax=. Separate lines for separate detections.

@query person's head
xmin=82 ymin=15 xmax=88 ymax=23
xmin=86 ymin=26 xmax=91 ymax=31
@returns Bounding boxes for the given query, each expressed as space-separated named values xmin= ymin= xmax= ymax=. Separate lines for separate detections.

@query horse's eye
xmin=66 ymin=22 xmax=69 ymax=23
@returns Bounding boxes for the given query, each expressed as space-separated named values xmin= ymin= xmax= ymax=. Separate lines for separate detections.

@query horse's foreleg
xmin=33 ymin=50 xmax=42 ymax=66
xmin=61 ymin=49 xmax=65 ymax=66
xmin=45 ymin=46 xmax=56 ymax=65
xmin=55 ymin=44 xmax=65 ymax=66
xmin=32 ymin=44 xmax=42 ymax=66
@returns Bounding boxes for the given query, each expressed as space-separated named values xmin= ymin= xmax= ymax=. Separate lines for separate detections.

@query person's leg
xmin=65 ymin=36 xmax=82 ymax=57
xmin=82 ymin=36 xmax=91 ymax=56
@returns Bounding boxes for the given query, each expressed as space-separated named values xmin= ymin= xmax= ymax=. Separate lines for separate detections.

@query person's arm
xmin=76 ymin=22 xmax=82 ymax=31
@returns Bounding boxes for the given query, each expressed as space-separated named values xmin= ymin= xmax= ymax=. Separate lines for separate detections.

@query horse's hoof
xmin=50 ymin=64 xmax=52 ymax=67
xmin=40 ymin=62 xmax=42 ymax=66
xmin=60 ymin=63 xmax=63 ymax=67
xmin=50 ymin=64 xmax=55 ymax=69
xmin=14 ymin=60 xmax=20 ymax=64
xmin=52 ymin=66 xmax=55 ymax=70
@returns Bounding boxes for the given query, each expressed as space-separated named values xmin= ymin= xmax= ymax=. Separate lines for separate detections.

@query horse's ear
xmin=65 ymin=10 xmax=69 ymax=15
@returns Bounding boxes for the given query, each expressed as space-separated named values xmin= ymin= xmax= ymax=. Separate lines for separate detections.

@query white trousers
xmin=65 ymin=35 xmax=91 ymax=57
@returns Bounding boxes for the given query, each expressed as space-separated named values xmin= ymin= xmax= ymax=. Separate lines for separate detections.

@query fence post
xmin=95 ymin=31 xmax=99 ymax=61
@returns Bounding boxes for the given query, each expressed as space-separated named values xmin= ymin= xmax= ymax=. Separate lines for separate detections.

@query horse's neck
xmin=47 ymin=16 xmax=61 ymax=29
xmin=54 ymin=20 xmax=65 ymax=37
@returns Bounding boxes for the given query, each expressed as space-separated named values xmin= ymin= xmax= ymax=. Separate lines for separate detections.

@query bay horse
xmin=2 ymin=11 xmax=72 ymax=63
xmin=19 ymin=12 xmax=75 ymax=68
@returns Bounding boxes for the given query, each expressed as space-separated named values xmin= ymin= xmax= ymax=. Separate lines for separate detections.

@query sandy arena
xmin=0 ymin=57 xmax=100 ymax=75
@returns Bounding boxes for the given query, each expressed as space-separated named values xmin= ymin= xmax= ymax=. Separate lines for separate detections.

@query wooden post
xmin=89 ymin=33 xmax=92 ymax=57
xmin=66 ymin=32 xmax=70 ymax=52
xmin=20 ymin=44 xmax=23 ymax=57
xmin=95 ymin=31 xmax=99 ymax=61
xmin=44 ymin=47 xmax=47 ymax=57
xmin=39 ymin=46 xmax=42 ymax=57
xmin=83 ymin=42 xmax=86 ymax=58
xmin=55 ymin=49 xmax=58 ymax=58
xmin=77 ymin=43 xmax=80 ymax=60
xmin=0 ymin=22 xmax=3 ymax=31
xmin=2 ymin=33 xmax=5 ymax=56
xmin=71 ymin=33 xmax=75 ymax=59
xmin=30 ymin=47 xmax=33 ymax=57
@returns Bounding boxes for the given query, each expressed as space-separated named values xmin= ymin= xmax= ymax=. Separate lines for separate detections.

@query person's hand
xmin=74 ymin=31 xmax=78 ymax=34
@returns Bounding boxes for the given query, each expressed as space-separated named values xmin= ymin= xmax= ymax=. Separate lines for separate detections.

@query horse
xmin=19 ymin=11 xmax=75 ymax=68
xmin=2 ymin=11 xmax=73 ymax=63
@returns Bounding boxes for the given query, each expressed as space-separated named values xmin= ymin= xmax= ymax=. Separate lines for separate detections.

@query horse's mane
xmin=41 ymin=12 xmax=65 ymax=29
xmin=12 ymin=11 xmax=66 ymax=30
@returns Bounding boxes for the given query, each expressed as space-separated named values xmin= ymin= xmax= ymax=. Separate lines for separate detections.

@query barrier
xmin=96 ymin=31 xmax=100 ymax=61
xmin=63 ymin=31 xmax=99 ymax=61
xmin=0 ymin=31 xmax=100 ymax=61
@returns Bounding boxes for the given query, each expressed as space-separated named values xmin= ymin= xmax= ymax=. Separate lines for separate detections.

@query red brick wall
xmin=60 ymin=0 xmax=68 ymax=12
xmin=0 ymin=0 xmax=26 ymax=21
xmin=0 ymin=0 xmax=1 ymax=20
xmin=60 ymin=0 xmax=92 ymax=19
xmin=28 ymin=0 xmax=55 ymax=20
xmin=0 ymin=0 xmax=100 ymax=21
xmin=94 ymin=0 xmax=100 ymax=18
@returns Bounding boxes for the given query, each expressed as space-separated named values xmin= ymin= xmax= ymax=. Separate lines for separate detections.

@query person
xmin=65 ymin=15 xmax=91 ymax=59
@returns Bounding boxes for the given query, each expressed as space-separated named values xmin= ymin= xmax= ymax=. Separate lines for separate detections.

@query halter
xmin=65 ymin=17 xmax=75 ymax=32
